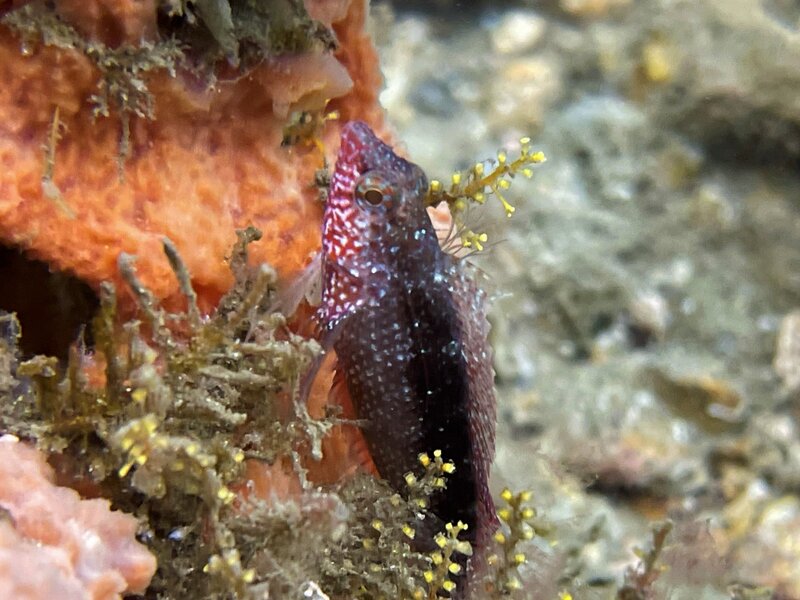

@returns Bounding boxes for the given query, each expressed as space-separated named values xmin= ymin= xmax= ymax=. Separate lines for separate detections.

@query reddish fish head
xmin=324 ymin=121 xmax=429 ymax=256
xmin=320 ymin=121 xmax=432 ymax=327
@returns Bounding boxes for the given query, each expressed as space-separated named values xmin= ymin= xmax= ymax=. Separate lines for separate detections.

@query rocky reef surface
xmin=373 ymin=0 xmax=800 ymax=597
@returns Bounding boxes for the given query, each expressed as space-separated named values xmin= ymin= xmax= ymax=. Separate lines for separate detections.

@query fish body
xmin=319 ymin=121 xmax=497 ymax=561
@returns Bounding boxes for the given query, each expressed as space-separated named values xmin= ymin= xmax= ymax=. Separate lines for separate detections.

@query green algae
xmin=2 ymin=4 xmax=183 ymax=123
xmin=0 ymin=231 xmax=321 ymax=598
xmin=0 ymin=230 xmax=538 ymax=599
xmin=1 ymin=0 xmax=335 ymax=113
xmin=164 ymin=0 xmax=335 ymax=66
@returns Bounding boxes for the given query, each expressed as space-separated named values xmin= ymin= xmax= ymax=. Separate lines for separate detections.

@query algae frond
xmin=617 ymin=520 xmax=673 ymax=600
xmin=3 ymin=2 xmax=184 ymax=174
xmin=321 ymin=450 xmax=472 ymax=600
xmin=425 ymin=137 xmax=546 ymax=252
xmin=0 ymin=230 xmax=520 ymax=599
xmin=0 ymin=229 xmax=327 ymax=597
xmin=483 ymin=488 xmax=541 ymax=597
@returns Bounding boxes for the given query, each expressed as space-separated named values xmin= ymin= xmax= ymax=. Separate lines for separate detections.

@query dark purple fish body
xmin=319 ymin=121 xmax=497 ymax=575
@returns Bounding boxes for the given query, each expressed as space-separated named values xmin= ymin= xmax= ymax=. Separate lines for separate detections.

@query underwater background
xmin=372 ymin=0 xmax=800 ymax=598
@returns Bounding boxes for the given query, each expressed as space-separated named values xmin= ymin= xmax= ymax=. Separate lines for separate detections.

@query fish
xmin=315 ymin=120 xmax=498 ymax=576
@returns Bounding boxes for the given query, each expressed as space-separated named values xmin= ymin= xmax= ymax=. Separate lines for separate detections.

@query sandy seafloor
xmin=370 ymin=0 xmax=800 ymax=598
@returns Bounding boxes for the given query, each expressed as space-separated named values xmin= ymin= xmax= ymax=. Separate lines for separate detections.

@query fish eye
xmin=355 ymin=173 xmax=396 ymax=210
xmin=363 ymin=188 xmax=384 ymax=205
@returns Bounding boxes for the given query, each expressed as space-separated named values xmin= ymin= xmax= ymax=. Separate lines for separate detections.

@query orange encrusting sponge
xmin=0 ymin=0 xmax=383 ymax=315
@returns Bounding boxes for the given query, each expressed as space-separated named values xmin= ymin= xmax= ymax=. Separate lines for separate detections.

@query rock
xmin=489 ymin=10 xmax=546 ymax=55
xmin=727 ymin=496 xmax=800 ymax=597
xmin=646 ymin=367 xmax=745 ymax=434
xmin=560 ymin=0 xmax=632 ymax=18
xmin=774 ymin=310 xmax=800 ymax=392
xmin=591 ymin=0 xmax=800 ymax=167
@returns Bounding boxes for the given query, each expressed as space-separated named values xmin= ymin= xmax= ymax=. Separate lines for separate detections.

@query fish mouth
xmin=340 ymin=120 xmax=377 ymax=147
xmin=336 ymin=120 xmax=414 ymax=177
xmin=337 ymin=121 xmax=385 ymax=172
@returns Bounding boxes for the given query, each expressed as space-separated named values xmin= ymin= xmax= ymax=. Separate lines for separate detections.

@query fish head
xmin=324 ymin=121 xmax=429 ymax=256
xmin=320 ymin=121 xmax=433 ymax=326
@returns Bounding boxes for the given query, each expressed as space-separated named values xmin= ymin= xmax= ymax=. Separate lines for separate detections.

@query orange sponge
xmin=0 ymin=0 xmax=384 ymax=314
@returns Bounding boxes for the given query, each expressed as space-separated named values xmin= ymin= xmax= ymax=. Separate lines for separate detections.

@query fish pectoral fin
xmin=297 ymin=308 xmax=351 ymax=411
xmin=273 ymin=251 xmax=323 ymax=317
xmin=329 ymin=360 xmax=380 ymax=477
xmin=348 ymin=426 xmax=379 ymax=478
